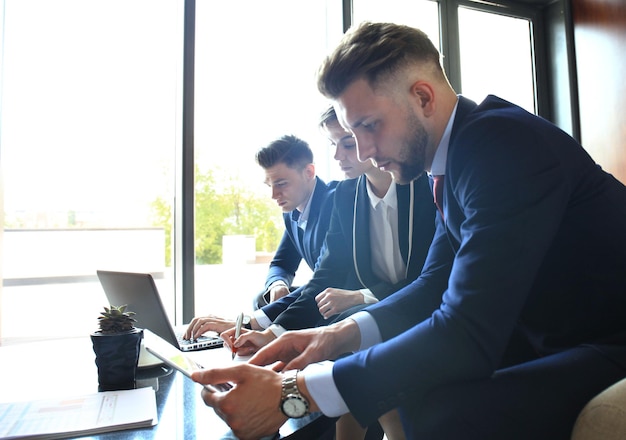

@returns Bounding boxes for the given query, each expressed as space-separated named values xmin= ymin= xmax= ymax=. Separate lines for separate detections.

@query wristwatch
xmin=242 ymin=314 xmax=252 ymax=330
xmin=280 ymin=370 xmax=309 ymax=418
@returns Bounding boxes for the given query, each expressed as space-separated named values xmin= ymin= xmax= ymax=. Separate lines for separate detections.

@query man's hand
xmin=249 ymin=319 xmax=361 ymax=371
xmin=183 ymin=314 xmax=235 ymax=340
xmin=220 ymin=327 xmax=277 ymax=356
xmin=315 ymin=288 xmax=366 ymax=319
xmin=191 ymin=364 xmax=287 ymax=440
xmin=269 ymin=284 xmax=290 ymax=303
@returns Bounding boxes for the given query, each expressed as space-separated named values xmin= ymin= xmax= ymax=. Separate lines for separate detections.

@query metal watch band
xmin=280 ymin=370 xmax=309 ymax=418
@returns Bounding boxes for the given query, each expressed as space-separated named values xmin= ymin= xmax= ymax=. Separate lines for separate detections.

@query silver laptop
xmin=96 ymin=270 xmax=223 ymax=351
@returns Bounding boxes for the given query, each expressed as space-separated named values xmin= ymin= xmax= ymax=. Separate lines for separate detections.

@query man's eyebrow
xmin=345 ymin=116 xmax=368 ymax=130
xmin=268 ymin=178 xmax=288 ymax=186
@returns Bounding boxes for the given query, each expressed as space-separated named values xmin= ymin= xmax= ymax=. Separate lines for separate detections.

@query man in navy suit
xmin=254 ymin=134 xmax=338 ymax=307
xmin=184 ymin=135 xmax=336 ymax=340
xmin=192 ymin=22 xmax=626 ymax=440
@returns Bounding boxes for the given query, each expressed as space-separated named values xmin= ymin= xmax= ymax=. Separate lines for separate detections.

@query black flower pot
xmin=91 ymin=328 xmax=144 ymax=391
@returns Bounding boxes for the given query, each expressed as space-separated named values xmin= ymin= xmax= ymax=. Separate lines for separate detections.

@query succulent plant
xmin=97 ymin=305 xmax=137 ymax=334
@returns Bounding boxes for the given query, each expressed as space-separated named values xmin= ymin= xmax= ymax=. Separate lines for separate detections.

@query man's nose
xmin=271 ymin=186 xmax=280 ymax=199
xmin=355 ymin=134 xmax=375 ymax=162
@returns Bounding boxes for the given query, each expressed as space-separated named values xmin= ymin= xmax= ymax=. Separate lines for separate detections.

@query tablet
xmin=143 ymin=329 xmax=232 ymax=392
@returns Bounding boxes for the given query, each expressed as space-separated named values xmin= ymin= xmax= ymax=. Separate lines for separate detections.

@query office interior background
xmin=1 ymin=0 xmax=624 ymax=344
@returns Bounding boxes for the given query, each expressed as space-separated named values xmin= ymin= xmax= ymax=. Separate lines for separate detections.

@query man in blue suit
xmin=184 ymin=135 xmax=336 ymax=340
xmin=254 ymin=134 xmax=338 ymax=308
xmin=192 ymin=22 xmax=626 ymax=440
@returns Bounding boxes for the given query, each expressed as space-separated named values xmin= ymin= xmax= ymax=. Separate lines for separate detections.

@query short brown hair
xmin=255 ymin=135 xmax=313 ymax=171
xmin=317 ymin=21 xmax=443 ymax=99
xmin=318 ymin=105 xmax=338 ymax=130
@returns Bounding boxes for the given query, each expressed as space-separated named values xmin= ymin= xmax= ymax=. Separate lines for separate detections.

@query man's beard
xmin=393 ymin=112 xmax=428 ymax=184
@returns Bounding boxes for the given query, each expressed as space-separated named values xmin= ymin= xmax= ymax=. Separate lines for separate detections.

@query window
xmin=0 ymin=0 xmax=180 ymax=342
xmin=192 ymin=0 xmax=344 ymax=319
xmin=352 ymin=0 xmax=440 ymax=50
xmin=458 ymin=6 xmax=536 ymax=113
xmin=1 ymin=0 xmax=543 ymax=342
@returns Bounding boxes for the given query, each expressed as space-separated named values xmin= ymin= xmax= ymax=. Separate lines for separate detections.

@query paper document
xmin=0 ymin=387 xmax=157 ymax=439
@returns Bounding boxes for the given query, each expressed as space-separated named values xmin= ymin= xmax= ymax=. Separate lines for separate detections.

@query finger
xmin=269 ymin=361 xmax=287 ymax=372
xmin=233 ymin=331 xmax=263 ymax=352
xmin=282 ymin=351 xmax=313 ymax=371
xmin=191 ymin=365 xmax=240 ymax=388
xmin=221 ymin=328 xmax=236 ymax=344
xmin=199 ymin=384 xmax=220 ymax=407
xmin=234 ymin=345 xmax=257 ymax=357
xmin=248 ymin=341 xmax=286 ymax=367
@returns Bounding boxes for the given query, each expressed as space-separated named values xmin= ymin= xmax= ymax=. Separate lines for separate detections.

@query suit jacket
xmin=333 ymin=95 xmax=626 ymax=425
xmin=264 ymin=177 xmax=337 ymax=291
xmin=266 ymin=173 xmax=436 ymax=329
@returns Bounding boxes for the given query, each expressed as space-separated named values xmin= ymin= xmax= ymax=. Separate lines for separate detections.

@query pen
xmin=232 ymin=312 xmax=244 ymax=360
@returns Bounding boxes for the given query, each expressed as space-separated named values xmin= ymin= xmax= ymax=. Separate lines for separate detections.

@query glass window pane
xmin=1 ymin=0 xmax=179 ymax=342
xmin=352 ymin=0 xmax=440 ymax=51
xmin=193 ymin=1 xmax=343 ymax=319
xmin=458 ymin=7 xmax=536 ymax=113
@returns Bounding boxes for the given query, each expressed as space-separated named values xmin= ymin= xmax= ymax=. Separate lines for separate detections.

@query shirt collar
xmin=367 ymin=179 xmax=397 ymax=210
xmin=293 ymin=178 xmax=317 ymax=228
xmin=430 ymin=97 xmax=460 ymax=176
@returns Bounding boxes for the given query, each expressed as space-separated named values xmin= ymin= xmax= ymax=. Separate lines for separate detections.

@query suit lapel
xmin=396 ymin=181 xmax=411 ymax=265
xmin=353 ymin=176 xmax=375 ymax=287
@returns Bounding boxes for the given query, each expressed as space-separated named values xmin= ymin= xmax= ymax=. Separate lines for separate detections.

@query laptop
xmin=96 ymin=270 xmax=223 ymax=351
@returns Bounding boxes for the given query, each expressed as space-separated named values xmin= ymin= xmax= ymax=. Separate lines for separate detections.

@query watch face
xmin=282 ymin=396 xmax=308 ymax=418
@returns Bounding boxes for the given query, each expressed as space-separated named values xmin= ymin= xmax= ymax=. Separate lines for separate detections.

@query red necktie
xmin=432 ymin=175 xmax=444 ymax=220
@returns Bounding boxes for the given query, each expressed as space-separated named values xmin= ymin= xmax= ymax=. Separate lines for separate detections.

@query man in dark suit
xmin=192 ymin=22 xmax=626 ymax=440
xmin=184 ymin=135 xmax=336 ymax=339
xmin=254 ymin=134 xmax=338 ymax=308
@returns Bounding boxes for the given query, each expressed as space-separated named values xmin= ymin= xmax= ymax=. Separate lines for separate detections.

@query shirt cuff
xmin=360 ymin=289 xmax=378 ymax=304
xmin=252 ymin=309 xmax=272 ymax=330
xmin=350 ymin=311 xmax=382 ymax=351
xmin=301 ymin=361 xmax=349 ymax=417
xmin=268 ymin=324 xmax=287 ymax=338
xmin=268 ymin=280 xmax=288 ymax=290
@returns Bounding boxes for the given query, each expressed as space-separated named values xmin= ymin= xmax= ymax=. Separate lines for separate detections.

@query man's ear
xmin=303 ymin=163 xmax=316 ymax=180
xmin=410 ymin=81 xmax=436 ymax=117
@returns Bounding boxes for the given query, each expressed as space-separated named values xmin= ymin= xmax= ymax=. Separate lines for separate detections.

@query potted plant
xmin=91 ymin=305 xmax=144 ymax=391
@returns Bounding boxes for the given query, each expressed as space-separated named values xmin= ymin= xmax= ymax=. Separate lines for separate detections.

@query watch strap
xmin=280 ymin=370 xmax=309 ymax=418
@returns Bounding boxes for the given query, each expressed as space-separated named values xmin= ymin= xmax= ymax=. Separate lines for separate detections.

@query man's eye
xmin=361 ymin=121 xmax=377 ymax=131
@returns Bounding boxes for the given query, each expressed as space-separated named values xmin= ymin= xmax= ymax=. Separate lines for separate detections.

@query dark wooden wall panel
xmin=572 ymin=0 xmax=626 ymax=183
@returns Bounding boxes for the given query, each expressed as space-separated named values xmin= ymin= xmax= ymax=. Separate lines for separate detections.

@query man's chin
xmin=390 ymin=169 xmax=425 ymax=185
xmin=389 ymin=170 xmax=410 ymax=185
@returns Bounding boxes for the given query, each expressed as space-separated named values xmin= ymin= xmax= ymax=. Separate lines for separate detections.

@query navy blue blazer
xmin=333 ymin=95 xmax=626 ymax=425
xmin=265 ymin=173 xmax=436 ymax=329
xmin=263 ymin=177 xmax=337 ymax=291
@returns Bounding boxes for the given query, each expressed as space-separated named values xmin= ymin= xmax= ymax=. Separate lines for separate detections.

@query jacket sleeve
xmin=264 ymin=225 xmax=301 ymax=291
xmin=273 ymin=182 xmax=355 ymax=330
xmin=260 ymin=285 xmax=305 ymax=322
